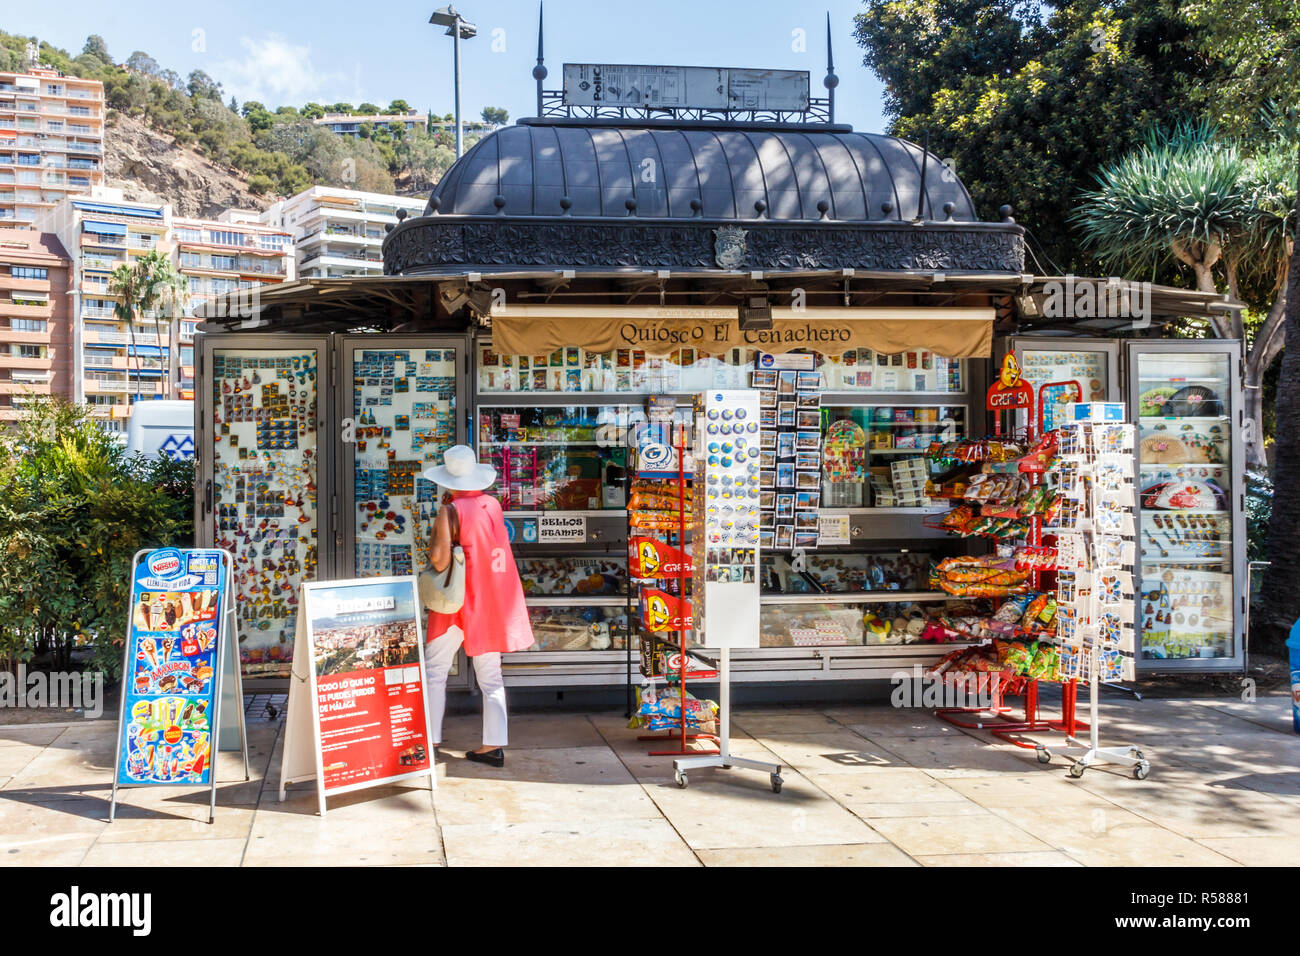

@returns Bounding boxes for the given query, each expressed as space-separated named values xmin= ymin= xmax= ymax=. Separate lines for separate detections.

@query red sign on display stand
xmin=628 ymin=536 xmax=694 ymax=578
xmin=639 ymin=588 xmax=694 ymax=632
xmin=278 ymin=576 xmax=435 ymax=815
xmin=987 ymin=353 xmax=1035 ymax=411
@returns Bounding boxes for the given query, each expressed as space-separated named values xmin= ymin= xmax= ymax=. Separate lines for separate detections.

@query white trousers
xmin=423 ymin=626 xmax=508 ymax=748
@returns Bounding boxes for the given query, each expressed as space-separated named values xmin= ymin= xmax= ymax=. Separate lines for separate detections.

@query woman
xmin=423 ymin=445 xmax=534 ymax=766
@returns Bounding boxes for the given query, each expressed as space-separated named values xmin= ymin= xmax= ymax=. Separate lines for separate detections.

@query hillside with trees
xmin=0 ymin=30 xmax=507 ymax=200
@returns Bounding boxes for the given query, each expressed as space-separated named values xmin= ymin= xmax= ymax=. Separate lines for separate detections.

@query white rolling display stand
xmin=673 ymin=389 xmax=784 ymax=793
xmin=1040 ymin=411 xmax=1150 ymax=779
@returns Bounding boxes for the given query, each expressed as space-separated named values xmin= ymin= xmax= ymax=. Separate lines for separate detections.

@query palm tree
xmin=1073 ymin=122 xmax=1297 ymax=466
xmin=107 ymin=262 xmax=146 ymax=403
xmin=136 ymin=250 xmax=188 ymax=398
xmin=108 ymin=252 xmax=188 ymax=402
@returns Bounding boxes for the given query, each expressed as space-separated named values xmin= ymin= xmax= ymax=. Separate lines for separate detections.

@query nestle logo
xmin=147 ymin=550 xmax=182 ymax=579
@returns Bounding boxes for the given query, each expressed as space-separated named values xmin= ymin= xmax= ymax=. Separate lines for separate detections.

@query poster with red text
xmin=301 ymin=577 xmax=431 ymax=793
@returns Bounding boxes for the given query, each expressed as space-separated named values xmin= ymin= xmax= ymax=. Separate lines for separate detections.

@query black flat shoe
xmin=465 ymin=747 xmax=505 ymax=767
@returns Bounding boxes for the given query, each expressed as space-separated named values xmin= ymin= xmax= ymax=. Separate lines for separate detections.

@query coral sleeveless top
xmin=426 ymin=491 xmax=535 ymax=656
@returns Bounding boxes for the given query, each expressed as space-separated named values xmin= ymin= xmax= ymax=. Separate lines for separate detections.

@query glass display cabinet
xmin=1001 ymin=337 xmax=1120 ymax=433
xmin=336 ymin=336 xmax=466 ymax=578
xmin=196 ymin=334 xmax=332 ymax=679
xmin=1128 ymin=341 xmax=1244 ymax=670
xmin=746 ymin=549 xmax=979 ymax=681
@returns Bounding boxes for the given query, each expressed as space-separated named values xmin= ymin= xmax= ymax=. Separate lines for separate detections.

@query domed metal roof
xmin=426 ymin=119 xmax=977 ymax=222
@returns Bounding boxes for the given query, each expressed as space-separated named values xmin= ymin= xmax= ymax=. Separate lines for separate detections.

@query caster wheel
xmin=1130 ymin=749 xmax=1145 ymax=761
xmin=674 ymin=771 xmax=688 ymax=789
xmin=1068 ymin=762 xmax=1086 ymax=779
xmin=770 ymin=774 xmax=783 ymax=794
xmin=1036 ymin=746 xmax=1052 ymax=764
xmin=1133 ymin=761 xmax=1150 ymax=780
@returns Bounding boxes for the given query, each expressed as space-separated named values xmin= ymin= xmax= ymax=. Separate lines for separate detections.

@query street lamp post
xmin=429 ymin=5 xmax=477 ymax=158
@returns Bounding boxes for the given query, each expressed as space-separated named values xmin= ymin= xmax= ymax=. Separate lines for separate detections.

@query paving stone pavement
xmin=3 ymin=695 xmax=1298 ymax=866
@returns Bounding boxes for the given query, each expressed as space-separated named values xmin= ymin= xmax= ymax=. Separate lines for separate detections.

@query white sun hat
xmin=422 ymin=444 xmax=497 ymax=491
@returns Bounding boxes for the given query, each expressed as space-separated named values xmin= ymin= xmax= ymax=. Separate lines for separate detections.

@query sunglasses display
xmin=352 ymin=348 xmax=458 ymax=577
xmin=211 ymin=350 xmax=320 ymax=676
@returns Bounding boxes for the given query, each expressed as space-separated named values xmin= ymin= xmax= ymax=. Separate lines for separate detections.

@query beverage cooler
xmin=1128 ymin=341 xmax=1244 ymax=672
xmin=1003 ymin=337 xmax=1246 ymax=672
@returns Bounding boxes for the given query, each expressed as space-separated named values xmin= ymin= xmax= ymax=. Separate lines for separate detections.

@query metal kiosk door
xmin=195 ymin=333 xmax=333 ymax=683
xmin=337 ymin=335 xmax=471 ymax=688
xmin=1127 ymin=340 xmax=1245 ymax=672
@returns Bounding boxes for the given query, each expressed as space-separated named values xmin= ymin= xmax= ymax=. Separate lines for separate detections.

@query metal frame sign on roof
xmin=561 ymin=64 xmax=809 ymax=111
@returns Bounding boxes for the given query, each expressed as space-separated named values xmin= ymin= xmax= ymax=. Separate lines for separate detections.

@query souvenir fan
xmin=1161 ymin=385 xmax=1223 ymax=417
xmin=1137 ymin=386 xmax=1177 ymax=417
xmin=1140 ymin=480 xmax=1222 ymax=511
xmin=1139 ymin=436 xmax=1190 ymax=464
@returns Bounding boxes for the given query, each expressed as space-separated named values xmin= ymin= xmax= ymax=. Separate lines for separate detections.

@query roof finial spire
xmin=533 ymin=2 xmax=548 ymax=116
xmin=823 ymin=12 xmax=838 ymax=124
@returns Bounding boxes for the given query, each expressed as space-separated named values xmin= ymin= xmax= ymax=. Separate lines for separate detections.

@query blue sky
xmin=6 ymin=0 xmax=888 ymax=132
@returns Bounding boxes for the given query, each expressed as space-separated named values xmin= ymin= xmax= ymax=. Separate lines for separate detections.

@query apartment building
xmin=35 ymin=190 xmax=294 ymax=427
xmin=172 ymin=209 xmax=294 ymax=391
xmin=260 ymin=186 xmax=423 ymax=279
xmin=0 ymin=68 xmax=106 ymax=230
xmin=0 ymin=228 xmax=72 ymax=423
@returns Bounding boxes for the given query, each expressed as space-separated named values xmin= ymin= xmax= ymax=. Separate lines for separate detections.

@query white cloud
xmin=217 ymin=35 xmax=353 ymax=107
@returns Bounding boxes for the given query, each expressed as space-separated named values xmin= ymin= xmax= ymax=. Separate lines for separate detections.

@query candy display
xmin=211 ymin=349 xmax=318 ymax=677
xmin=479 ymin=405 xmax=630 ymax=510
xmin=352 ymin=348 xmax=457 ymax=578
xmin=927 ymin=638 xmax=1062 ymax=682
xmin=630 ymin=685 xmax=719 ymax=734
xmin=935 ymin=554 xmax=1031 ymax=598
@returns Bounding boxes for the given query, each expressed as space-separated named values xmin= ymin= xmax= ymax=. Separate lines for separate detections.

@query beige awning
xmin=488 ymin=306 xmax=994 ymax=358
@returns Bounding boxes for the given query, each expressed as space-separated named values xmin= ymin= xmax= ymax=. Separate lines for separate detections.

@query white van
xmin=125 ymin=400 xmax=195 ymax=460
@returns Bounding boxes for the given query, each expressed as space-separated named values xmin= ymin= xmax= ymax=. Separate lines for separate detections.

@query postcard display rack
xmin=1041 ymin=417 xmax=1150 ymax=779
xmin=673 ymin=390 xmax=784 ymax=792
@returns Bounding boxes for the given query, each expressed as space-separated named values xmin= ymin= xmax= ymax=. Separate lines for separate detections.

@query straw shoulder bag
xmin=417 ymin=501 xmax=465 ymax=614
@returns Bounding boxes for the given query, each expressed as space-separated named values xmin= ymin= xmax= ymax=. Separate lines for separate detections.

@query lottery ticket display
xmin=351 ymin=347 xmax=458 ymax=578
xmin=1051 ymin=419 xmax=1138 ymax=682
xmin=211 ymin=348 xmax=319 ymax=677
xmin=115 ymin=549 xmax=226 ymax=787
xmin=692 ymin=390 xmax=761 ymax=648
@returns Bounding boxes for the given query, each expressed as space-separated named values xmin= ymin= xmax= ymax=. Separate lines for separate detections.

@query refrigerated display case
xmin=1129 ymin=342 xmax=1244 ymax=670
xmin=196 ymin=335 xmax=332 ymax=678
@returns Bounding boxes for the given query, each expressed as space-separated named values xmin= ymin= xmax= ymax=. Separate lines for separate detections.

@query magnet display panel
xmin=349 ymin=345 xmax=459 ymax=578
xmin=210 ymin=346 xmax=321 ymax=677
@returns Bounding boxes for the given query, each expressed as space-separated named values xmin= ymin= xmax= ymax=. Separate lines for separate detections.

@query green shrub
xmin=0 ymin=399 xmax=194 ymax=678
